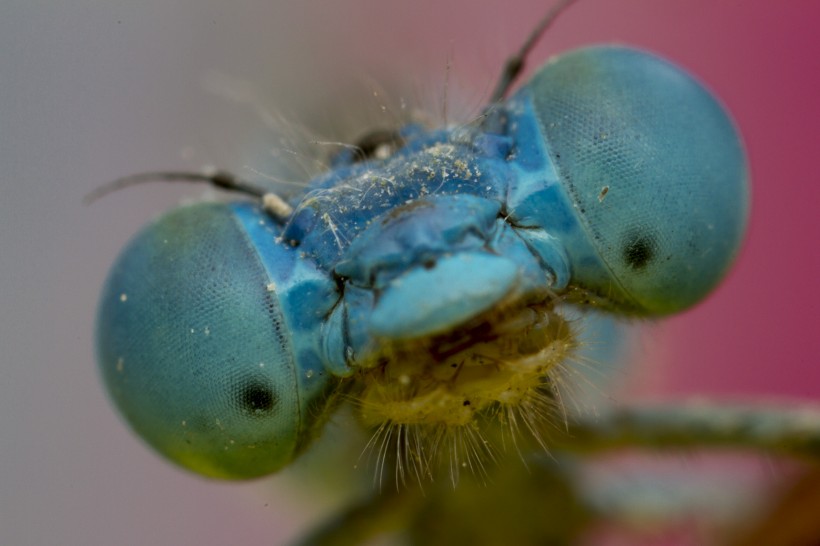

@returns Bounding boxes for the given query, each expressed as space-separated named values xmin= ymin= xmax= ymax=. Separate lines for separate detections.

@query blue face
xmin=96 ymin=46 xmax=749 ymax=480
xmin=524 ymin=47 xmax=749 ymax=315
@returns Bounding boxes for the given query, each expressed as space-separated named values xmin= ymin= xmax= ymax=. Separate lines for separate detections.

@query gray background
xmin=2 ymin=1 xmax=818 ymax=544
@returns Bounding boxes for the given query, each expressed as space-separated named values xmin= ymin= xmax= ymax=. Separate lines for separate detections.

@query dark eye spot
xmin=622 ymin=232 xmax=656 ymax=270
xmin=238 ymin=382 xmax=277 ymax=416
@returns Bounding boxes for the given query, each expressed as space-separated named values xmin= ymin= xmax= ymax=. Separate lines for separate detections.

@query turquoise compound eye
xmin=97 ymin=203 xmax=335 ymax=479
xmin=528 ymin=47 xmax=749 ymax=315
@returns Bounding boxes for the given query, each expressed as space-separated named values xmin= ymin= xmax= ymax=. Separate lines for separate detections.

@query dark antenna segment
xmin=488 ymin=0 xmax=578 ymax=103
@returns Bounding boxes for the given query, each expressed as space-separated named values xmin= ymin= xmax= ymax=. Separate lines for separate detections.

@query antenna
xmin=488 ymin=0 xmax=578 ymax=103
xmin=84 ymin=169 xmax=293 ymax=221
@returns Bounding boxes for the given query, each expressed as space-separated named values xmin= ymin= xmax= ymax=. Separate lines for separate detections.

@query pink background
xmin=1 ymin=1 xmax=817 ymax=544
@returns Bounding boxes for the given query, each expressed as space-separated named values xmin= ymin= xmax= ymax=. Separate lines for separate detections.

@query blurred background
xmin=1 ymin=0 xmax=818 ymax=544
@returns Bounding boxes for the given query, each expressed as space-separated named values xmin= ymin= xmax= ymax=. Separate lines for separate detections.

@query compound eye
xmin=528 ymin=46 xmax=749 ymax=315
xmin=97 ymin=203 xmax=302 ymax=479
